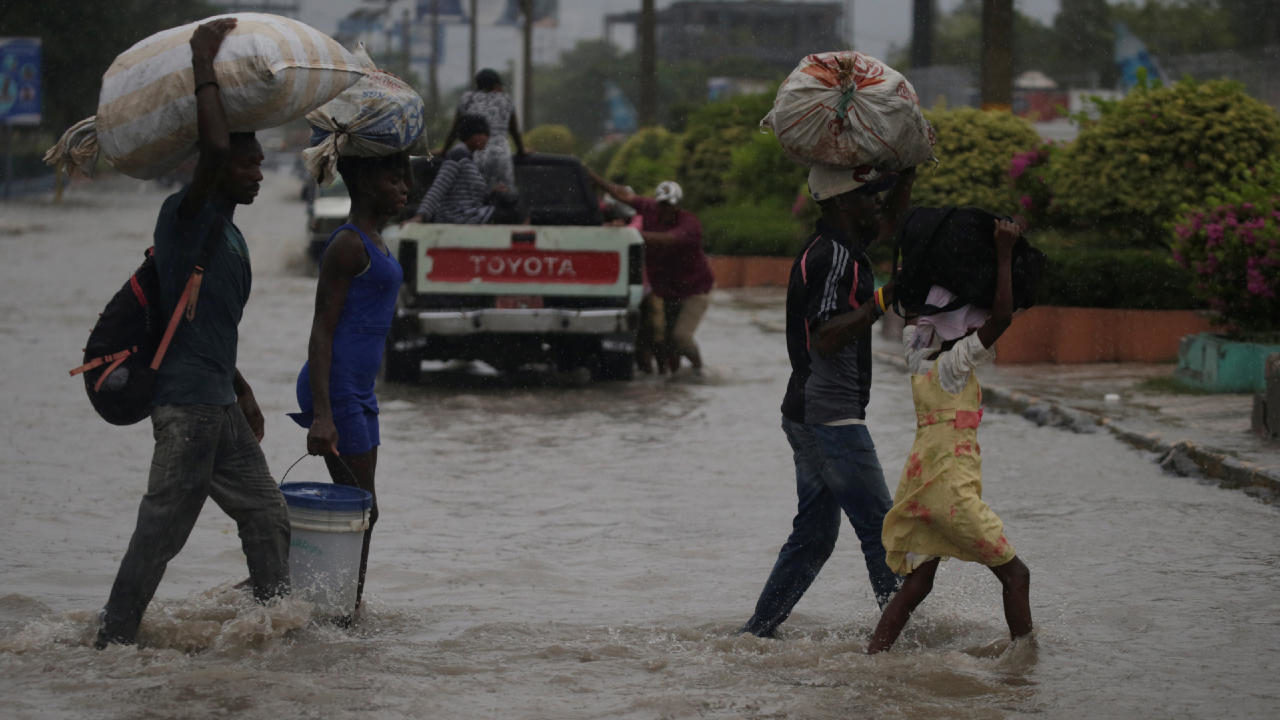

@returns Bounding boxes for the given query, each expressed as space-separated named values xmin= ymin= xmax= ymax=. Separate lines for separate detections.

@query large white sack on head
xmin=302 ymin=45 xmax=426 ymax=186
xmin=44 ymin=13 xmax=367 ymax=180
xmin=762 ymin=51 xmax=935 ymax=172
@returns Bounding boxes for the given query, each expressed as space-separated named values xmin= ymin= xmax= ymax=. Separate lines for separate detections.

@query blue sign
xmin=1114 ymin=22 xmax=1164 ymax=91
xmin=0 ymin=37 xmax=41 ymax=126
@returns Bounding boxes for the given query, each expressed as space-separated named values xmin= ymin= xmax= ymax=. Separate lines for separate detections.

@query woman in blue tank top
xmin=292 ymin=152 xmax=409 ymax=613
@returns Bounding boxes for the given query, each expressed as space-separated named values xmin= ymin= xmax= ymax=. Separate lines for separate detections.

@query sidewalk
xmin=870 ymin=331 xmax=1280 ymax=503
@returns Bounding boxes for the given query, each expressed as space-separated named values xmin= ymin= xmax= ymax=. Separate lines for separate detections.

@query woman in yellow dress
xmin=867 ymin=219 xmax=1032 ymax=654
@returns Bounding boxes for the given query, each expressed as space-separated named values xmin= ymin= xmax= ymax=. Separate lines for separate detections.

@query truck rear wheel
xmin=382 ymin=340 xmax=422 ymax=383
xmin=592 ymin=351 xmax=635 ymax=382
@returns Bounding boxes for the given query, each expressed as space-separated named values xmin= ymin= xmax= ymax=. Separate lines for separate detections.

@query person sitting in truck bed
xmin=587 ymin=171 xmax=714 ymax=374
xmin=405 ymin=114 xmax=521 ymax=225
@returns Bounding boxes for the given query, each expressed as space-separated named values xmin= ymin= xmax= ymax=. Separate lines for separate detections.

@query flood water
xmin=2 ymin=171 xmax=1278 ymax=719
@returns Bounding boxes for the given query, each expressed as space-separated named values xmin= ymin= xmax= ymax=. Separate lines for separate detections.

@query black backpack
xmin=69 ymin=218 xmax=224 ymax=425
xmin=890 ymin=206 xmax=1046 ymax=316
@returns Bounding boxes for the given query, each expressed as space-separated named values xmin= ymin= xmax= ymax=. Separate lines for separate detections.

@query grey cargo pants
xmin=96 ymin=403 xmax=290 ymax=647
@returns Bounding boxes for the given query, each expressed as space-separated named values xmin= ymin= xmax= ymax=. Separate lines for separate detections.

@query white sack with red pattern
xmin=762 ymin=51 xmax=935 ymax=172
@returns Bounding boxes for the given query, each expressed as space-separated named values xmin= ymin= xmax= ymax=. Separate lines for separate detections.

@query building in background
xmin=213 ymin=0 xmax=302 ymax=17
xmin=604 ymin=1 xmax=844 ymax=73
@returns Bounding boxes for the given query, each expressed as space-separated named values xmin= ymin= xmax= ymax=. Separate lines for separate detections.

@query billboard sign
xmin=0 ymin=37 xmax=41 ymax=126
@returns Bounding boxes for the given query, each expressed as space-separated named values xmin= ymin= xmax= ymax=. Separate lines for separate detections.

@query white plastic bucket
xmin=280 ymin=482 xmax=372 ymax=618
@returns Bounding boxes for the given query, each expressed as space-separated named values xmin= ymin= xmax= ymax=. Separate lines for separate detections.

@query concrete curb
xmin=872 ymin=349 xmax=1280 ymax=504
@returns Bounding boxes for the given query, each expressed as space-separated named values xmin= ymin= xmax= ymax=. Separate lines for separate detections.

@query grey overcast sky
xmin=297 ymin=1 xmax=1065 ymax=63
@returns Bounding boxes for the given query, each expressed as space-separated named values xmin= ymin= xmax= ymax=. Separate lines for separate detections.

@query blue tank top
xmin=294 ymin=224 xmax=403 ymax=420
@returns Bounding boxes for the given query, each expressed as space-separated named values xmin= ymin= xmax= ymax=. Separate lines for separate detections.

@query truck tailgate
xmin=394 ymin=224 xmax=642 ymax=299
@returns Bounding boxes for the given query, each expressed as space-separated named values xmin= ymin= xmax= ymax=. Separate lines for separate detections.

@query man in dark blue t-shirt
xmin=740 ymin=164 xmax=915 ymax=638
xmin=95 ymin=18 xmax=290 ymax=649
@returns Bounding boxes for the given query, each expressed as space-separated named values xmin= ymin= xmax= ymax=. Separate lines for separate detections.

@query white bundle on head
xmin=908 ymin=285 xmax=990 ymax=351
xmin=302 ymin=45 xmax=426 ymax=186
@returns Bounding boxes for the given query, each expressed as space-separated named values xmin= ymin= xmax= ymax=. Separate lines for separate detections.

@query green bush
xmin=912 ymin=108 xmax=1041 ymax=216
xmin=1051 ymin=77 xmax=1280 ymax=245
xmin=582 ymin=139 xmax=624 ymax=178
xmin=677 ymin=93 xmax=775 ymax=209
xmin=1035 ymin=244 xmax=1198 ymax=310
xmin=724 ymin=131 xmax=808 ymax=207
xmin=1171 ymin=197 xmax=1280 ymax=333
xmin=523 ymin=124 xmax=578 ymax=155
xmin=604 ymin=126 xmax=683 ymax=194
xmin=700 ymin=201 xmax=810 ymax=257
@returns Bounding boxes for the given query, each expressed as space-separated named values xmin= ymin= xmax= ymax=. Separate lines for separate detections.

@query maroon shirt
xmin=631 ymin=197 xmax=715 ymax=300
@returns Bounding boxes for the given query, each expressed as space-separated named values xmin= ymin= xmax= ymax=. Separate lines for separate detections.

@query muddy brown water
xmin=2 ymin=172 xmax=1278 ymax=719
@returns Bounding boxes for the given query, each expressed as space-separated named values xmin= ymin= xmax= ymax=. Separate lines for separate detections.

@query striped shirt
xmin=416 ymin=144 xmax=494 ymax=224
xmin=781 ymin=220 xmax=875 ymax=425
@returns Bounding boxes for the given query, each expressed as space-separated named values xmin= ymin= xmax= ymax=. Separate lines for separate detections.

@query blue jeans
xmin=742 ymin=417 xmax=900 ymax=637
xmin=96 ymin=404 xmax=291 ymax=646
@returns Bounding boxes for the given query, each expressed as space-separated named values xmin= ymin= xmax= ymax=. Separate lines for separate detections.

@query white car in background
xmin=304 ymin=177 xmax=351 ymax=264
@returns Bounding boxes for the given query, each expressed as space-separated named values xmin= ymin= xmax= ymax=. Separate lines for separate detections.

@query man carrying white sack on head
xmin=740 ymin=49 xmax=933 ymax=637
xmin=96 ymin=18 xmax=290 ymax=649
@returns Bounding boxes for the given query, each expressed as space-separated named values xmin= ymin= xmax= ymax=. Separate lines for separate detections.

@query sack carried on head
xmin=762 ymin=50 xmax=935 ymax=172
xmin=892 ymin=207 xmax=1046 ymax=316
xmin=68 ymin=219 xmax=225 ymax=426
xmin=302 ymin=45 xmax=426 ymax=186
xmin=44 ymin=13 xmax=367 ymax=180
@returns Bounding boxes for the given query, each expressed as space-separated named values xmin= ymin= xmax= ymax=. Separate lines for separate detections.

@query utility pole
xmin=639 ymin=0 xmax=657 ymax=127
xmin=521 ymin=0 xmax=533 ymax=123
xmin=430 ymin=0 xmax=440 ymax=115
xmin=469 ymin=0 xmax=478 ymax=82
xmin=401 ymin=8 xmax=411 ymax=79
xmin=980 ymin=0 xmax=1013 ymax=110
xmin=911 ymin=0 xmax=934 ymax=68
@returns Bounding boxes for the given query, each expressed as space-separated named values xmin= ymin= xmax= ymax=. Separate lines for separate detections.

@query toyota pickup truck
xmin=383 ymin=153 xmax=644 ymax=382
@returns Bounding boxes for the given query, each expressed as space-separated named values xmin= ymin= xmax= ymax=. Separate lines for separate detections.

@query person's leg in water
xmin=667 ymin=293 xmax=709 ymax=373
xmin=208 ymin=404 xmax=292 ymax=603
xmin=740 ymin=418 xmax=841 ymax=637
xmin=97 ymin=405 xmax=228 ymax=648
xmin=635 ymin=293 xmax=662 ymax=374
xmin=808 ymin=423 xmax=901 ymax=607
xmin=990 ymin=555 xmax=1032 ymax=639
xmin=866 ymin=557 xmax=940 ymax=654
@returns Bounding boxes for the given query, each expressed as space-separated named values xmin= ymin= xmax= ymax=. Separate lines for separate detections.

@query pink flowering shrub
xmin=1172 ymin=198 xmax=1280 ymax=333
xmin=1008 ymin=141 xmax=1056 ymax=227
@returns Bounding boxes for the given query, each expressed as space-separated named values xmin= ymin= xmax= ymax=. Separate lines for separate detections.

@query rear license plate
xmin=495 ymin=295 xmax=543 ymax=309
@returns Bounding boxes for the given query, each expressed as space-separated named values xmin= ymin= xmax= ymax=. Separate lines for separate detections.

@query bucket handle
xmin=278 ymin=452 xmax=360 ymax=487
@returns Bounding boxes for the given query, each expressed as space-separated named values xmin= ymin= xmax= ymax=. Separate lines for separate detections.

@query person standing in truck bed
xmin=587 ymin=171 xmax=714 ymax=375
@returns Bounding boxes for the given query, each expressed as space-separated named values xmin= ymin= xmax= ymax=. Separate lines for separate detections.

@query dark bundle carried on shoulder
xmin=891 ymin=206 xmax=1046 ymax=316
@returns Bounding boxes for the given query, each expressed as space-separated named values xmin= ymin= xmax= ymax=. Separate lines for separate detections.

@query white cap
xmin=807 ymin=164 xmax=888 ymax=201
xmin=653 ymin=180 xmax=683 ymax=205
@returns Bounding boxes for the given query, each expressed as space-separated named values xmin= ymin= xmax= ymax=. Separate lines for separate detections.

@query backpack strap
xmin=151 ymin=215 xmax=226 ymax=371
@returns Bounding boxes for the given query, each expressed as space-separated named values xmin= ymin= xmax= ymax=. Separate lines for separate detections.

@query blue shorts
xmin=288 ymin=403 xmax=380 ymax=456
xmin=332 ymin=404 xmax=380 ymax=456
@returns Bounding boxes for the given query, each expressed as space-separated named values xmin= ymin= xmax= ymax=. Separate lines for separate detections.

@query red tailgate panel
xmin=426 ymin=248 xmax=620 ymax=285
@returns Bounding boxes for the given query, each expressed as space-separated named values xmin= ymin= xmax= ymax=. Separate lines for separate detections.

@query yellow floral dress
xmin=882 ymin=344 xmax=1016 ymax=575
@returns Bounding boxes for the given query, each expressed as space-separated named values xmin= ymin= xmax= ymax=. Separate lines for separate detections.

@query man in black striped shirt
xmin=740 ymin=165 xmax=915 ymax=638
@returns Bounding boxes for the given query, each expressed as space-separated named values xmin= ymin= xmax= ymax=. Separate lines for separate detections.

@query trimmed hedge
xmin=700 ymin=201 xmax=810 ymax=257
xmin=524 ymin=124 xmax=578 ymax=155
xmin=1051 ymin=77 xmax=1280 ymax=245
xmin=604 ymin=126 xmax=683 ymax=194
xmin=1035 ymin=244 xmax=1197 ymax=310
xmin=912 ymin=108 xmax=1041 ymax=216
xmin=677 ymin=93 xmax=775 ymax=210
